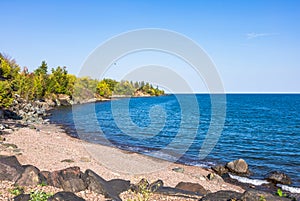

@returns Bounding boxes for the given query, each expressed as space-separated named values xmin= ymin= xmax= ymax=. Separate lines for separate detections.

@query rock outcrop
xmin=266 ymin=171 xmax=292 ymax=185
xmin=226 ymin=158 xmax=249 ymax=174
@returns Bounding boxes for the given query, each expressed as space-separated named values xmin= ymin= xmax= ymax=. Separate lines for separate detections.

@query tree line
xmin=0 ymin=54 xmax=164 ymax=108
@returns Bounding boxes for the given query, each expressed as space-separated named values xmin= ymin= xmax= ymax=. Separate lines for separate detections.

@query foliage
xmin=29 ymin=190 xmax=53 ymax=201
xmin=276 ymin=188 xmax=287 ymax=197
xmin=128 ymin=182 xmax=152 ymax=201
xmin=0 ymin=53 xmax=165 ymax=107
xmin=113 ymin=80 xmax=135 ymax=96
xmin=0 ymin=54 xmax=20 ymax=80
xmin=8 ymin=186 xmax=24 ymax=196
xmin=259 ymin=195 xmax=266 ymax=201
xmin=97 ymin=80 xmax=112 ymax=98
xmin=0 ymin=80 xmax=14 ymax=108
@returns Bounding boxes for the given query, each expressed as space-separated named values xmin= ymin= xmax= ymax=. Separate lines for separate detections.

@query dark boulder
xmin=0 ymin=155 xmax=24 ymax=182
xmin=226 ymin=159 xmax=248 ymax=174
xmin=48 ymin=191 xmax=85 ymax=201
xmin=199 ymin=190 xmax=242 ymax=201
xmin=265 ymin=171 xmax=292 ymax=185
xmin=107 ymin=179 xmax=131 ymax=195
xmin=84 ymin=169 xmax=122 ymax=201
xmin=46 ymin=167 xmax=86 ymax=192
xmin=241 ymin=189 xmax=290 ymax=201
xmin=156 ymin=186 xmax=202 ymax=199
xmin=175 ymin=182 xmax=209 ymax=195
xmin=149 ymin=179 xmax=163 ymax=192
xmin=13 ymin=194 xmax=30 ymax=201
xmin=15 ymin=165 xmax=44 ymax=186
xmin=212 ymin=165 xmax=228 ymax=176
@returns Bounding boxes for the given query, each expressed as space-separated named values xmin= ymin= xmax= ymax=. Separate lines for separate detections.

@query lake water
xmin=49 ymin=94 xmax=300 ymax=188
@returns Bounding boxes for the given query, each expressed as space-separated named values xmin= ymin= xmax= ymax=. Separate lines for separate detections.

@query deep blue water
xmin=49 ymin=94 xmax=300 ymax=187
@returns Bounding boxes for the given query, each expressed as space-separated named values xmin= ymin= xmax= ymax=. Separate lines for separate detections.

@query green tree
xmin=47 ymin=66 xmax=68 ymax=94
xmin=113 ymin=80 xmax=135 ymax=96
xmin=102 ymin=78 xmax=118 ymax=92
xmin=0 ymin=54 xmax=20 ymax=80
xmin=0 ymin=80 xmax=13 ymax=108
xmin=96 ymin=80 xmax=112 ymax=98
xmin=33 ymin=61 xmax=49 ymax=99
xmin=34 ymin=61 xmax=48 ymax=75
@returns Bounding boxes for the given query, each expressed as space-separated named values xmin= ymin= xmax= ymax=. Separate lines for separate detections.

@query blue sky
xmin=1 ymin=0 xmax=299 ymax=92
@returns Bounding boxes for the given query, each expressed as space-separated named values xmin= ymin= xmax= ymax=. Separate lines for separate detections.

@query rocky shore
xmin=0 ymin=119 xmax=299 ymax=201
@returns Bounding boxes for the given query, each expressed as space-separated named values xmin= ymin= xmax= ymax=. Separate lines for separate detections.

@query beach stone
xmin=47 ymin=166 xmax=86 ymax=192
xmin=48 ymin=191 xmax=85 ymax=201
xmin=200 ymin=190 xmax=242 ymax=201
xmin=13 ymin=193 xmax=30 ymax=201
xmin=1 ymin=143 xmax=18 ymax=149
xmin=266 ymin=171 xmax=292 ymax=185
xmin=175 ymin=182 xmax=209 ymax=195
xmin=212 ymin=165 xmax=228 ymax=176
xmin=84 ymin=169 xmax=122 ymax=201
xmin=172 ymin=167 xmax=184 ymax=173
xmin=226 ymin=159 xmax=248 ymax=174
xmin=241 ymin=189 xmax=290 ymax=201
xmin=15 ymin=165 xmax=42 ymax=186
xmin=0 ymin=155 xmax=24 ymax=182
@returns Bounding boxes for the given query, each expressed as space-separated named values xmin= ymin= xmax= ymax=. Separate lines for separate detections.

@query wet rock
xmin=48 ymin=191 xmax=85 ymax=201
xmin=199 ymin=190 xmax=242 ymax=201
xmin=212 ymin=165 xmax=228 ymax=176
xmin=0 ymin=155 xmax=24 ymax=182
xmin=266 ymin=171 xmax=292 ymax=185
xmin=84 ymin=169 xmax=122 ymax=201
xmin=226 ymin=159 xmax=248 ymax=174
xmin=13 ymin=193 xmax=30 ymax=201
xmin=47 ymin=167 xmax=86 ymax=192
xmin=241 ymin=189 xmax=290 ymax=201
xmin=175 ymin=182 xmax=209 ymax=195
xmin=15 ymin=165 xmax=43 ymax=186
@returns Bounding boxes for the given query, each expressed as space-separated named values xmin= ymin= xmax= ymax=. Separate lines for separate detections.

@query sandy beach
xmin=0 ymin=120 xmax=244 ymax=200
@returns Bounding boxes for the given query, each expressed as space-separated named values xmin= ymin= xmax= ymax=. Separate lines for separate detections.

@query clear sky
xmin=1 ymin=0 xmax=299 ymax=93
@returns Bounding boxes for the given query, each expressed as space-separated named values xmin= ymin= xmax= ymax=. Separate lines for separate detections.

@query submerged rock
xmin=226 ymin=159 xmax=249 ymax=174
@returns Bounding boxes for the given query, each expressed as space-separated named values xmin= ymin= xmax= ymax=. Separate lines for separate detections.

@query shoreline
xmin=1 ymin=120 xmax=243 ymax=191
xmin=1 ymin=119 xmax=299 ymax=200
